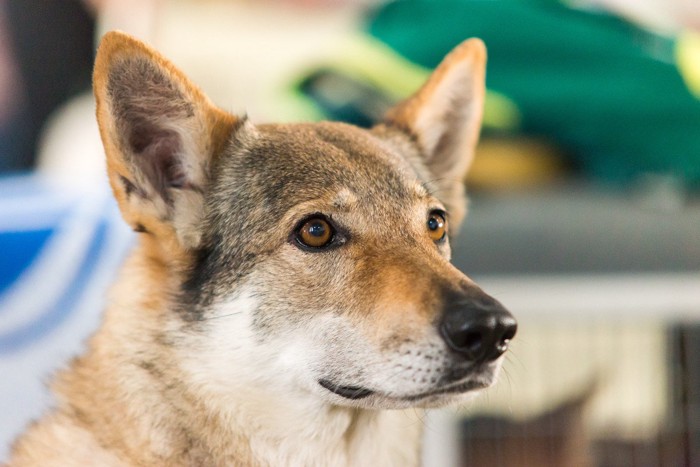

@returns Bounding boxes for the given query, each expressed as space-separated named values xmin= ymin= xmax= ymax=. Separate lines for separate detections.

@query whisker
xmin=199 ymin=311 xmax=244 ymax=321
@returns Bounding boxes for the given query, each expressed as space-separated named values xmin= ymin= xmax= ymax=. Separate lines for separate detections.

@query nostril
xmin=440 ymin=319 xmax=490 ymax=360
xmin=503 ymin=326 xmax=516 ymax=341
xmin=462 ymin=331 xmax=484 ymax=355
xmin=492 ymin=318 xmax=517 ymax=356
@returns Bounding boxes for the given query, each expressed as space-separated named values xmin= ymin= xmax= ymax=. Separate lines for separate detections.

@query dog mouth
xmin=318 ymin=379 xmax=374 ymax=400
xmin=318 ymin=375 xmax=490 ymax=402
xmin=402 ymin=378 xmax=490 ymax=401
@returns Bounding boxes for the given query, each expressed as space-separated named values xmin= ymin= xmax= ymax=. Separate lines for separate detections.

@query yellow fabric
xmin=676 ymin=31 xmax=700 ymax=99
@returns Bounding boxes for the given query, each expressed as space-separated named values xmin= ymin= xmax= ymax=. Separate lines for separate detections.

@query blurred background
xmin=1 ymin=0 xmax=699 ymax=465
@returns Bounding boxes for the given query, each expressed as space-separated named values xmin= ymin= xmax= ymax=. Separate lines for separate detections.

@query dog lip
xmin=401 ymin=378 xmax=490 ymax=402
xmin=318 ymin=379 xmax=374 ymax=400
xmin=318 ymin=375 xmax=488 ymax=403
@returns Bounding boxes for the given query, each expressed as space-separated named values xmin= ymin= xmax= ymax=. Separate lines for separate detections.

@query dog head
xmin=94 ymin=32 xmax=515 ymax=410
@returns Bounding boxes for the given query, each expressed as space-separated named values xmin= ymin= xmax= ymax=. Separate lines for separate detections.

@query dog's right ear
xmin=382 ymin=39 xmax=486 ymax=232
xmin=93 ymin=31 xmax=239 ymax=251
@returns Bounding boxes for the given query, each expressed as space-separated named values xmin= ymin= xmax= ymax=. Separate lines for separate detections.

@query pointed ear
xmin=93 ymin=31 xmax=238 ymax=250
xmin=383 ymin=38 xmax=486 ymax=230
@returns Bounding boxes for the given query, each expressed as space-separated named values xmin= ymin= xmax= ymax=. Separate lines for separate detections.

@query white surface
xmin=480 ymin=272 xmax=700 ymax=320
xmin=422 ymin=409 xmax=461 ymax=467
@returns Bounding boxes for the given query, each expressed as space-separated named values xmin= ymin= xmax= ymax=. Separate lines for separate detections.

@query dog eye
xmin=296 ymin=216 xmax=334 ymax=249
xmin=427 ymin=211 xmax=447 ymax=242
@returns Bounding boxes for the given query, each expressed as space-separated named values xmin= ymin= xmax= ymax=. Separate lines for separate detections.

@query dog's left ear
xmin=93 ymin=31 xmax=238 ymax=251
xmin=383 ymin=39 xmax=486 ymax=230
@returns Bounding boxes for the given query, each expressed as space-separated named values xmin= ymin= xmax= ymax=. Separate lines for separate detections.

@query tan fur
xmin=8 ymin=32 xmax=508 ymax=466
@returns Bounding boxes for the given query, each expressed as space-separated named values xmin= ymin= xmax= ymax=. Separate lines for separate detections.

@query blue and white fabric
xmin=0 ymin=174 xmax=133 ymax=460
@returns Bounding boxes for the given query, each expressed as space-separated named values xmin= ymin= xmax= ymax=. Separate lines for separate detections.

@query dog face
xmin=94 ymin=32 xmax=515 ymax=411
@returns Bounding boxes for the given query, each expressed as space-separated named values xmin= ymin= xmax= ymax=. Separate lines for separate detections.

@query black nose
xmin=440 ymin=296 xmax=517 ymax=363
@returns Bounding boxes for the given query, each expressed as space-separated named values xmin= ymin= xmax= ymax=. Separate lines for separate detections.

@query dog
xmin=8 ymin=31 xmax=516 ymax=466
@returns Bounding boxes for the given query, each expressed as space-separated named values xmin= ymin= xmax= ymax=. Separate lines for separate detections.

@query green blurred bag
xmin=367 ymin=0 xmax=700 ymax=189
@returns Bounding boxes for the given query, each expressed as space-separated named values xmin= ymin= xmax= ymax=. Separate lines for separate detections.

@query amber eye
xmin=296 ymin=217 xmax=334 ymax=249
xmin=427 ymin=211 xmax=447 ymax=241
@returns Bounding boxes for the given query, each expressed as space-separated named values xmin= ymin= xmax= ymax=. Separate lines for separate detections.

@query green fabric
xmin=287 ymin=34 xmax=521 ymax=130
xmin=367 ymin=0 xmax=700 ymax=188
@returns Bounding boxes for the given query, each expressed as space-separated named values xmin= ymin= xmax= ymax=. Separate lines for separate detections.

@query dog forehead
xmin=216 ymin=121 xmax=426 ymax=210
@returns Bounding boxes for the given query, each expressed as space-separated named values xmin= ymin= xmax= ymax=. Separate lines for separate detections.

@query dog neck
xmin=197 ymin=395 xmax=424 ymax=466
